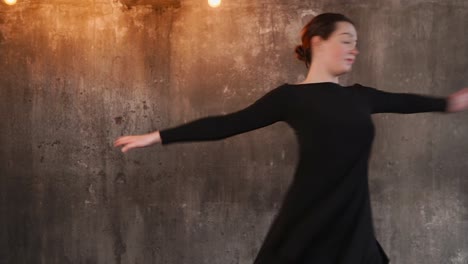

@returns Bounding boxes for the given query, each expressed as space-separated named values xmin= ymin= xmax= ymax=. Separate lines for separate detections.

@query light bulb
xmin=4 ymin=0 xmax=17 ymax=5
xmin=208 ymin=0 xmax=221 ymax=8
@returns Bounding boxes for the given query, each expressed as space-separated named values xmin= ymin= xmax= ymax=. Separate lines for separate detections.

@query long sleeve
xmin=356 ymin=84 xmax=448 ymax=114
xmin=159 ymin=85 xmax=288 ymax=145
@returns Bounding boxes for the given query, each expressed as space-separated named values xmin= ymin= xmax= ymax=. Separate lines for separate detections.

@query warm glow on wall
xmin=4 ymin=0 xmax=17 ymax=5
xmin=208 ymin=0 xmax=221 ymax=8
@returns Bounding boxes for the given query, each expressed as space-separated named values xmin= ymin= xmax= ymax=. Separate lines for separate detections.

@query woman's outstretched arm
xmin=114 ymin=85 xmax=289 ymax=152
xmin=356 ymin=83 xmax=468 ymax=114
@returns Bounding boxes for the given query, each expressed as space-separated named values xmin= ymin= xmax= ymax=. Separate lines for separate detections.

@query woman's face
xmin=313 ymin=21 xmax=359 ymax=76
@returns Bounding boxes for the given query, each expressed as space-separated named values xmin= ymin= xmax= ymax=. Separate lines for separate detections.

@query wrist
xmin=445 ymin=97 xmax=451 ymax=112
xmin=148 ymin=130 xmax=161 ymax=144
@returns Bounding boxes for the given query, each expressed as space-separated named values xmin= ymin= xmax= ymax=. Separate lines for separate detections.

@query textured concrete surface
xmin=1 ymin=0 xmax=467 ymax=263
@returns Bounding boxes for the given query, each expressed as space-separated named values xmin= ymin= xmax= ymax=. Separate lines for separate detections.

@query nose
xmin=351 ymin=46 xmax=359 ymax=55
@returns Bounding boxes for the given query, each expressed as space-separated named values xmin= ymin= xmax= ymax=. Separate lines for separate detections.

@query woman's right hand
xmin=113 ymin=131 xmax=161 ymax=153
xmin=446 ymin=87 xmax=468 ymax=112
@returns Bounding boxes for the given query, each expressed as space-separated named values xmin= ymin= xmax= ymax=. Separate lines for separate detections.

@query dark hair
xmin=295 ymin=13 xmax=355 ymax=69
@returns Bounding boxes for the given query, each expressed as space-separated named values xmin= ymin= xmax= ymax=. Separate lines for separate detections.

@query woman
xmin=114 ymin=13 xmax=468 ymax=264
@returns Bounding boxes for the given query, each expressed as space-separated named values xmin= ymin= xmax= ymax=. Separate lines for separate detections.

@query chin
xmin=343 ymin=65 xmax=354 ymax=73
xmin=336 ymin=68 xmax=352 ymax=76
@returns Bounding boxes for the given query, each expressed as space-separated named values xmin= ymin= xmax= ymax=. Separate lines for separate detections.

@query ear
xmin=310 ymin=35 xmax=323 ymax=49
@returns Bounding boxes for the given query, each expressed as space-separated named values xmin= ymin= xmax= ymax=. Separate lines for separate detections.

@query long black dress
xmin=158 ymin=82 xmax=447 ymax=264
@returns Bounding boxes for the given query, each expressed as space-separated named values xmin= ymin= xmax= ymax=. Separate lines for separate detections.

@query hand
xmin=447 ymin=87 xmax=468 ymax=113
xmin=114 ymin=131 xmax=161 ymax=153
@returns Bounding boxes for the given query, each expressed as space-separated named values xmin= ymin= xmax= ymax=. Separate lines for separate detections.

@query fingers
xmin=121 ymin=143 xmax=134 ymax=153
xmin=114 ymin=134 xmax=151 ymax=153
xmin=123 ymin=140 xmax=144 ymax=152
xmin=114 ymin=135 xmax=146 ymax=153
xmin=114 ymin=136 xmax=133 ymax=147
xmin=114 ymin=136 xmax=136 ymax=153
xmin=449 ymin=88 xmax=468 ymax=112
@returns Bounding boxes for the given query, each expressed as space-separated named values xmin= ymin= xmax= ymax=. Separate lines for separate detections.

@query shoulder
xmin=261 ymin=83 xmax=292 ymax=97
xmin=352 ymin=83 xmax=373 ymax=90
xmin=251 ymin=83 xmax=292 ymax=104
xmin=351 ymin=83 xmax=382 ymax=94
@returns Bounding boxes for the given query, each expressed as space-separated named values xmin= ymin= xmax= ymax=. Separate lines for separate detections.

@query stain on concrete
xmin=114 ymin=116 xmax=123 ymax=125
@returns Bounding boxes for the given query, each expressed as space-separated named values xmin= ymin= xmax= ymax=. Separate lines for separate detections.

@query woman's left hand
xmin=447 ymin=87 xmax=468 ymax=112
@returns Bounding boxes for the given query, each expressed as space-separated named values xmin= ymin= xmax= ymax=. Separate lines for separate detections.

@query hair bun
xmin=295 ymin=45 xmax=307 ymax=62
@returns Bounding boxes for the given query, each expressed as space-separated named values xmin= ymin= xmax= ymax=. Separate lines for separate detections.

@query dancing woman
xmin=114 ymin=13 xmax=468 ymax=264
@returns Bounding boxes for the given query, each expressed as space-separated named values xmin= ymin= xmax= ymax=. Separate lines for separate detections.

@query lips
xmin=346 ymin=58 xmax=355 ymax=63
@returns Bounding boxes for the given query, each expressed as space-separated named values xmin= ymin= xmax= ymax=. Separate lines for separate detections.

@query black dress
xmin=159 ymin=82 xmax=447 ymax=264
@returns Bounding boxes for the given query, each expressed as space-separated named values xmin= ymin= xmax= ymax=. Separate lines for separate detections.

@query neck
xmin=301 ymin=62 xmax=339 ymax=84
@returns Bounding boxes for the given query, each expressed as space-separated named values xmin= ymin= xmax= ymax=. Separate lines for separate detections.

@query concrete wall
xmin=1 ymin=0 xmax=467 ymax=263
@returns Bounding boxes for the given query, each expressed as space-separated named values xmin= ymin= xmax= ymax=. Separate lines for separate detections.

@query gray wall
xmin=1 ymin=0 xmax=467 ymax=263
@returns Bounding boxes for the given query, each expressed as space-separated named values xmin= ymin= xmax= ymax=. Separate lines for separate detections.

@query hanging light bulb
xmin=4 ymin=0 xmax=17 ymax=5
xmin=208 ymin=0 xmax=221 ymax=8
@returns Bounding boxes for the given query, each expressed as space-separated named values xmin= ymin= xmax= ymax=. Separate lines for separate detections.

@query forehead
xmin=334 ymin=22 xmax=357 ymax=38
